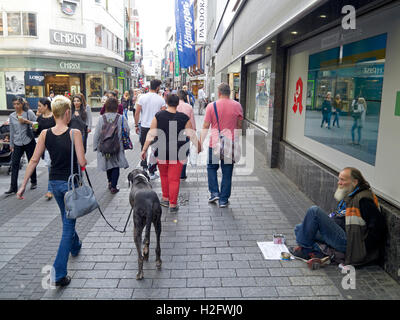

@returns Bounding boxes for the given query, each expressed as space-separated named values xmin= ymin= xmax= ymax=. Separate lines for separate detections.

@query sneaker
xmin=309 ymin=251 xmax=329 ymax=260
xmin=289 ymin=246 xmax=311 ymax=262
xmin=219 ymin=201 xmax=230 ymax=208
xmin=180 ymin=176 xmax=187 ymax=181
xmin=110 ymin=187 xmax=120 ymax=194
xmin=150 ymin=173 xmax=159 ymax=180
xmin=208 ymin=195 xmax=219 ymax=203
xmin=4 ymin=189 xmax=17 ymax=195
xmin=160 ymin=199 xmax=169 ymax=208
xmin=169 ymin=206 xmax=179 ymax=213
xmin=53 ymin=276 xmax=71 ymax=287
xmin=30 ymin=183 xmax=37 ymax=190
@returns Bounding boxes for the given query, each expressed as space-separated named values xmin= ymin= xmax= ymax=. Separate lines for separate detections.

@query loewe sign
xmin=50 ymin=29 xmax=86 ymax=48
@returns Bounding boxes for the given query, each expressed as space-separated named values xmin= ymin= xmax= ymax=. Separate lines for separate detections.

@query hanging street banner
xmin=175 ymin=0 xmax=196 ymax=69
xmin=175 ymin=46 xmax=180 ymax=77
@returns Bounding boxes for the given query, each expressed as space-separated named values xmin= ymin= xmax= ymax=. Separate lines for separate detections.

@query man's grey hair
xmin=218 ymin=83 xmax=231 ymax=97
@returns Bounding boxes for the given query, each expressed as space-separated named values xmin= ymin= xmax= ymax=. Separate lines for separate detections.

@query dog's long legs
xmin=133 ymin=217 xmax=144 ymax=280
xmin=154 ymin=218 xmax=162 ymax=270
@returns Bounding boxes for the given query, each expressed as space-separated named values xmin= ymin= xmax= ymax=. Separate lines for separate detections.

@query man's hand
xmin=197 ymin=141 xmax=202 ymax=154
xmin=135 ymin=126 xmax=140 ymax=135
xmin=140 ymin=149 xmax=147 ymax=161
xmin=87 ymin=129 xmax=91 ymax=133
xmin=16 ymin=185 xmax=26 ymax=200
xmin=10 ymin=147 xmax=14 ymax=153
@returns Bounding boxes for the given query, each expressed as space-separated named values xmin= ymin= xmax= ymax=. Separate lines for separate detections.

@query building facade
xmin=0 ymin=0 xmax=133 ymax=110
xmin=210 ymin=0 xmax=400 ymax=283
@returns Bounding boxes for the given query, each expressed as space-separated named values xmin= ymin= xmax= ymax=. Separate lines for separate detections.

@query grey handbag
xmin=64 ymin=129 xmax=99 ymax=219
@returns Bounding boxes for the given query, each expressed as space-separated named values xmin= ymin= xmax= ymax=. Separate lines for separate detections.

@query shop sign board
xmin=50 ymin=29 xmax=86 ymax=48
xmin=125 ymin=50 xmax=135 ymax=62
xmin=59 ymin=61 xmax=81 ymax=71
xmin=25 ymin=72 xmax=45 ymax=86
xmin=196 ymin=0 xmax=207 ymax=44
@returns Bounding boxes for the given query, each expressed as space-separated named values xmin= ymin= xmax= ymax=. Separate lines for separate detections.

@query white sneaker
xmin=150 ymin=173 xmax=159 ymax=180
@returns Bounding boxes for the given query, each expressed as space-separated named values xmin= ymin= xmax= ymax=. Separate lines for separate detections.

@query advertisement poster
xmin=5 ymin=71 xmax=25 ymax=109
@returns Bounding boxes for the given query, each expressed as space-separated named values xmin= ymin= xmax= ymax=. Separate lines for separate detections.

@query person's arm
xmin=100 ymin=105 xmax=105 ymax=115
xmin=16 ymin=130 xmax=46 ymax=198
xmin=190 ymin=108 xmax=196 ymax=131
xmin=135 ymin=104 xmax=142 ymax=134
xmin=72 ymin=129 xmax=87 ymax=168
xmin=140 ymin=117 xmax=157 ymax=160
xmin=92 ymin=117 xmax=102 ymax=152
xmin=9 ymin=119 xmax=15 ymax=151
xmin=86 ymin=106 xmax=92 ymax=132
xmin=185 ymin=120 xmax=201 ymax=153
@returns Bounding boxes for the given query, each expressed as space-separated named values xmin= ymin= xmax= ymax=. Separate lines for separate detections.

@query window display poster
xmin=0 ymin=72 xmax=6 ymax=110
xmin=5 ymin=71 xmax=25 ymax=109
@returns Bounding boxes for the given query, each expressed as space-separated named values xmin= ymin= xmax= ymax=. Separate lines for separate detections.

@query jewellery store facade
xmin=0 ymin=56 xmax=130 ymax=110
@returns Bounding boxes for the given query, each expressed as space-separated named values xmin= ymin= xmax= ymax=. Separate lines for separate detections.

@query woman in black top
xmin=141 ymin=94 xmax=201 ymax=213
xmin=34 ymin=98 xmax=56 ymax=200
xmin=17 ymin=95 xmax=87 ymax=288
xmin=70 ymin=95 xmax=90 ymax=153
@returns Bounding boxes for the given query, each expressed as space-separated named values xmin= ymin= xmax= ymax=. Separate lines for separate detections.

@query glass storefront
xmin=246 ymin=57 xmax=272 ymax=131
xmin=86 ymin=74 xmax=103 ymax=107
xmin=304 ymin=33 xmax=387 ymax=165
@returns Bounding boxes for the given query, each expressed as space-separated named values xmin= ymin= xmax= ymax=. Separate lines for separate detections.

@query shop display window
xmin=304 ymin=33 xmax=387 ymax=165
xmin=86 ymin=74 xmax=103 ymax=107
xmin=245 ymin=57 xmax=271 ymax=131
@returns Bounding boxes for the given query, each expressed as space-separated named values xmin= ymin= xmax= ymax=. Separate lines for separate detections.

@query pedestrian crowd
xmin=1 ymin=80 xmax=386 ymax=289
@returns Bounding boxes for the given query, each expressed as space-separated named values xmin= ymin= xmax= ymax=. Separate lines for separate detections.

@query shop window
xmin=95 ymin=24 xmax=102 ymax=46
xmin=6 ymin=12 xmax=37 ymax=36
xmin=245 ymin=57 xmax=271 ymax=131
xmin=86 ymin=74 xmax=103 ymax=107
xmin=304 ymin=33 xmax=387 ymax=166
xmin=7 ymin=13 xmax=21 ymax=36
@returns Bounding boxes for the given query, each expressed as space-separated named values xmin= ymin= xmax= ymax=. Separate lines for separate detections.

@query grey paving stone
xmin=269 ymin=268 xmax=304 ymax=277
xmin=132 ymin=288 xmax=169 ymax=299
xmin=221 ymin=277 xmax=257 ymax=287
xmin=187 ymin=278 xmax=222 ymax=288
xmin=205 ymin=287 xmax=242 ymax=298
xmin=96 ymin=289 xmax=133 ymax=299
xmin=255 ymin=277 xmax=291 ymax=286
xmin=152 ymin=279 xmax=187 ymax=288
xmin=218 ymin=261 xmax=250 ymax=269
xmin=93 ymin=262 xmax=126 ymax=270
xmin=289 ymin=276 xmax=331 ymax=286
xmin=60 ymin=289 xmax=99 ymax=299
xmin=171 ymin=269 xmax=203 ymax=278
xmin=73 ymin=270 xmax=108 ymax=279
xmin=84 ymin=279 xmax=119 ymax=288
xmin=276 ymin=286 xmax=314 ymax=297
xmin=235 ymin=268 xmax=271 ymax=277
xmin=312 ymin=285 xmax=342 ymax=296
xmin=241 ymin=287 xmax=278 ymax=298
xmin=169 ymin=288 xmax=205 ymax=299
xmin=117 ymin=278 xmax=153 ymax=289
xmin=204 ymin=269 xmax=236 ymax=278
xmin=187 ymin=261 xmax=218 ymax=269
xmin=202 ymin=254 xmax=232 ymax=261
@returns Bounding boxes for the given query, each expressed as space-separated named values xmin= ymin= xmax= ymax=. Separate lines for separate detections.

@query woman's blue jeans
xmin=294 ymin=206 xmax=347 ymax=253
xmin=50 ymin=180 xmax=81 ymax=282
xmin=207 ymin=147 xmax=234 ymax=204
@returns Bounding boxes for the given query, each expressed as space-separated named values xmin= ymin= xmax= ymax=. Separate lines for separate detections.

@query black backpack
xmin=98 ymin=115 xmax=120 ymax=157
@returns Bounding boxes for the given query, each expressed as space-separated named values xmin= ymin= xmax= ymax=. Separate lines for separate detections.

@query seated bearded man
xmin=289 ymin=167 xmax=386 ymax=266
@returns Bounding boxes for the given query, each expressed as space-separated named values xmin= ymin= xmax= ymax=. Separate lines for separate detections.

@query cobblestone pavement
xmin=0 ymin=113 xmax=399 ymax=300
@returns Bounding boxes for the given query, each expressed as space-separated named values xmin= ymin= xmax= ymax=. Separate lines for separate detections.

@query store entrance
xmin=45 ymin=73 xmax=83 ymax=97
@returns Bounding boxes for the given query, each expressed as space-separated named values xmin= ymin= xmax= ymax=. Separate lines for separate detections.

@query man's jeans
xmin=294 ymin=206 xmax=347 ymax=253
xmin=50 ymin=180 xmax=81 ymax=282
xmin=207 ymin=147 xmax=234 ymax=205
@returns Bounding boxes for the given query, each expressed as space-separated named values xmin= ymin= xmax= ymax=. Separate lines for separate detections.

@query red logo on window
xmin=292 ymin=77 xmax=303 ymax=115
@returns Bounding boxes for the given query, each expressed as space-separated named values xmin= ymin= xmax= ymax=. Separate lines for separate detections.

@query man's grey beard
xmin=334 ymin=186 xmax=353 ymax=201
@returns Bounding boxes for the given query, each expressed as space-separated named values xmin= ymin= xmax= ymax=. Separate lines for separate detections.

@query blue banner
xmin=175 ymin=0 xmax=196 ymax=69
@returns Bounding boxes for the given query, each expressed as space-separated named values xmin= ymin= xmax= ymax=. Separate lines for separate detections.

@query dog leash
xmin=84 ymin=169 xmax=132 ymax=234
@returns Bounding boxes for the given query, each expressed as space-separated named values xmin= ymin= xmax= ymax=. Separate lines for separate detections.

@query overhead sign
xmin=25 ymin=72 xmax=45 ymax=86
xmin=175 ymin=0 xmax=196 ymax=68
xmin=50 ymin=29 xmax=86 ymax=48
xmin=125 ymin=50 xmax=135 ymax=62
xmin=59 ymin=61 xmax=81 ymax=70
xmin=61 ymin=0 xmax=80 ymax=16
xmin=196 ymin=0 xmax=207 ymax=44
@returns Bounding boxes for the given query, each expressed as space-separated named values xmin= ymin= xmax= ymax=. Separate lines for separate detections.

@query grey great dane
xmin=128 ymin=168 xmax=162 ymax=280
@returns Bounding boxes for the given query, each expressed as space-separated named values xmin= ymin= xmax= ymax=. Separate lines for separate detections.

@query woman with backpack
xmin=93 ymin=97 xmax=130 ymax=194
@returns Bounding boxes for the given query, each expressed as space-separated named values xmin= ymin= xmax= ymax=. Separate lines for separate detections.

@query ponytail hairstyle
xmin=39 ymin=98 xmax=52 ymax=112
xmin=344 ymin=167 xmax=370 ymax=189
